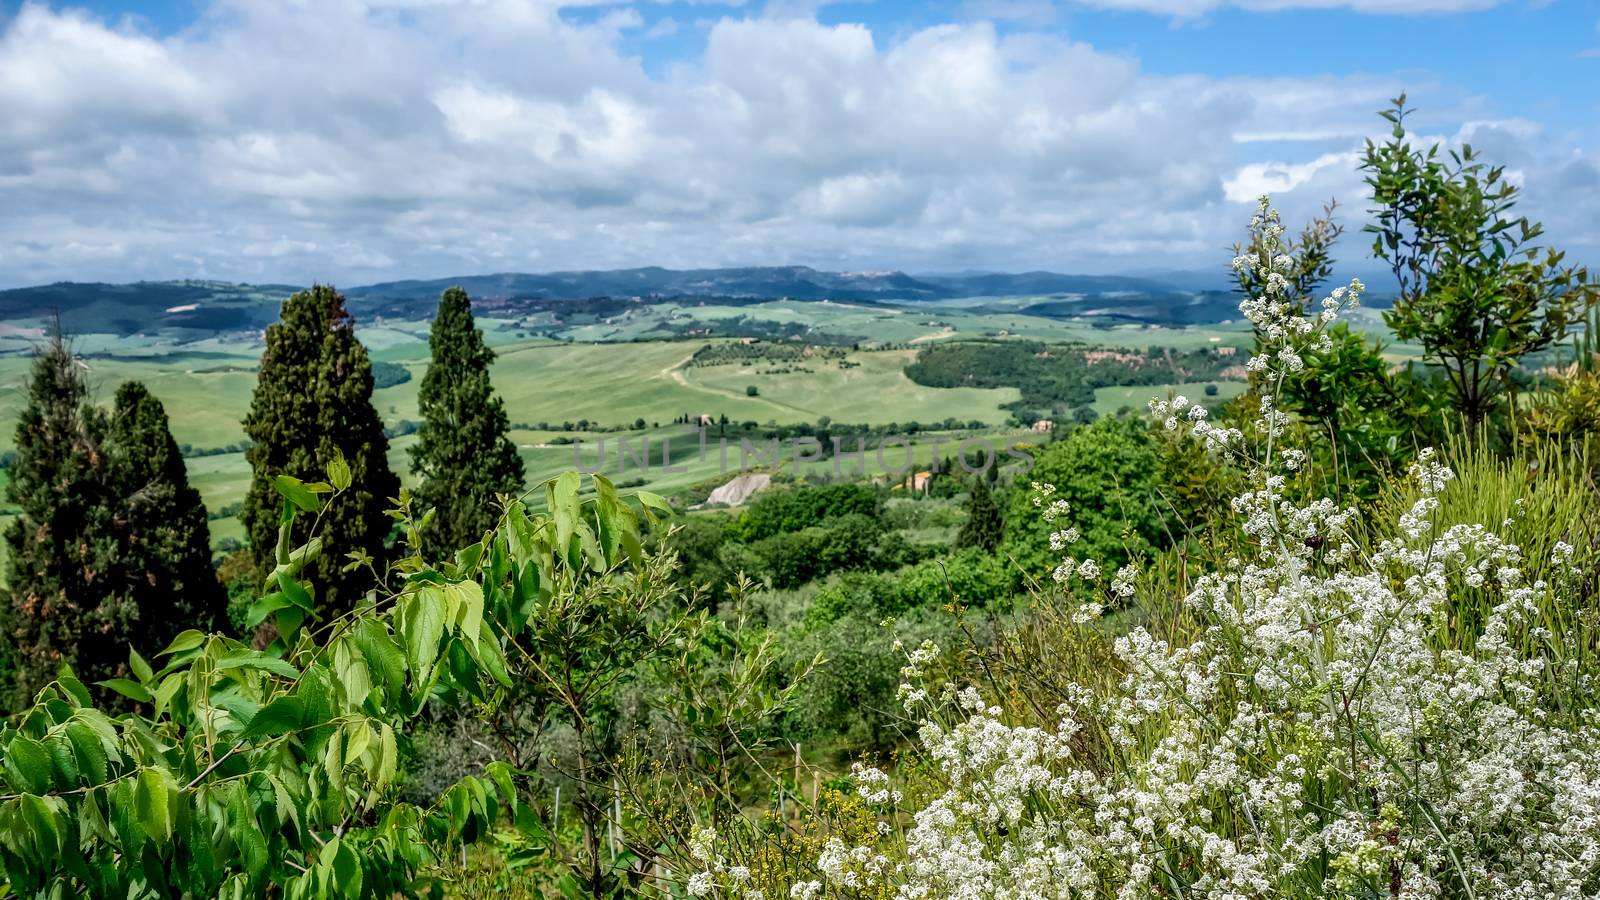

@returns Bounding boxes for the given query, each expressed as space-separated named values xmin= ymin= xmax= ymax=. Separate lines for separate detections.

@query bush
xmin=725 ymin=512 xmax=883 ymax=589
xmin=731 ymin=482 xmax=882 ymax=542
xmin=1000 ymin=415 xmax=1168 ymax=575
xmin=891 ymin=547 xmax=1014 ymax=609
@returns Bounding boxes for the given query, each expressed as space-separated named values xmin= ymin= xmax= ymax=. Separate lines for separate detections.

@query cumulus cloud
xmin=0 ymin=0 xmax=1591 ymax=288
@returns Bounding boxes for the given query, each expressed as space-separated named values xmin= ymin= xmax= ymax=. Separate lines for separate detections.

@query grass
xmin=0 ymin=310 xmax=1275 ymax=570
xmin=1090 ymin=380 xmax=1248 ymax=416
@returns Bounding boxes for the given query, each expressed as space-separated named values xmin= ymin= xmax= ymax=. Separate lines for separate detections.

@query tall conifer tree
xmin=103 ymin=382 xmax=227 ymax=649
xmin=1 ymin=336 xmax=125 ymax=705
xmin=242 ymin=285 xmax=399 ymax=613
xmin=955 ymin=474 xmax=1003 ymax=553
xmin=409 ymin=287 xmax=525 ymax=559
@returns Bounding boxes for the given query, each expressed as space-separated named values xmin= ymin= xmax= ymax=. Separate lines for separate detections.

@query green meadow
xmin=0 ymin=328 xmax=1059 ymax=560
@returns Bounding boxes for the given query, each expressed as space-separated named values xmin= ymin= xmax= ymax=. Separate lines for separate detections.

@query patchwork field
xmin=0 ymin=324 xmax=1058 ymax=564
xmin=1091 ymin=380 xmax=1249 ymax=416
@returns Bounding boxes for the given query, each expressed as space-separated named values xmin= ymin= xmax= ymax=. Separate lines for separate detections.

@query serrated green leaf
xmin=216 ymin=651 xmax=300 ymax=679
xmin=353 ymin=619 xmax=405 ymax=698
xmin=158 ymin=630 xmax=207 ymax=657
xmin=56 ymin=666 xmax=92 ymax=708
xmin=135 ymin=767 xmax=175 ymax=843
xmin=64 ymin=722 xmax=109 ymax=785
xmin=474 ymin=621 xmax=512 ymax=688
xmin=19 ymin=794 xmax=61 ymax=859
xmin=3 ymin=737 xmax=54 ymax=794
xmin=240 ymin=696 xmax=304 ymax=741
xmin=128 ymin=649 xmax=153 ymax=684
xmin=445 ymin=581 xmax=484 ymax=651
xmin=344 ymin=721 xmax=371 ymax=768
xmin=401 ymin=587 xmax=447 ymax=686
xmin=99 ymin=678 xmax=153 ymax=704
xmin=376 ymin=723 xmax=397 ymax=790
xmin=244 ymin=591 xmax=292 ymax=628
xmin=266 ymin=772 xmax=299 ymax=833
xmin=326 ymin=450 xmax=352 ymax=492
xmin=153 ymin=673 xmax=184 ymax=719
xmin=272 ymin=474 xmax=319 ymax=512
xmin=276 ymin=572 xmax=314 ymax=613
xmin=550 ymin=471 xmax=580 ymax=564
xmin=634 ymin=490 xmax=671 ymax=515
xmin=44 ymin=735 xmax=78 ymax=788
xmin=332 ymin=639 xmax=371 ymax=705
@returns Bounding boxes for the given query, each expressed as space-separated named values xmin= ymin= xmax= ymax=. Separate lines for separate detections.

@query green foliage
xmin=0 ymin=465 xmax=694 ymax=897
xmin=371 ymin=360 xmax=412 ymax=390
xmin=905 ymin=339 xmax=1235 ymax=419
xmin=891 ymin=547 xmax=1013 ymax=610
xmin=730 ymin=483 xmax=881 ymax=543
xmin=242 ymin=285 xmax=400 ymax=614
xmin=102 ymin=382 xmax=228 ymax=653
xmin=409 ymin=288 xmax=526 ymax=560
xmin=1001 ymin=417 xmax=1168 ymax=575
xmin=1362 ymin=95 xmax=1599 ymax=432
xmin=954 ymin=477 xmax=1002 ymax=552
xmin=720 ymin=513 xmax=882 ymax=590
xmin=783 ymin=614 xmax=899 ymax=750
xmin=802 ymin=571 xmax=903 ymax=628
xmin=2 ymin=337 xmax=222 ymax=708
xmin=1 ymin=335 xmax=123 ymax=707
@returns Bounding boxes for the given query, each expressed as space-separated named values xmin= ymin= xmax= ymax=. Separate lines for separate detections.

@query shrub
xmin=891 ymin=547 xmax=1013 ymax=610
xmin=1000 ymin=415 xmax=1168 ymax=576
xmin=731 ymin=482 xmax=882 ymax=542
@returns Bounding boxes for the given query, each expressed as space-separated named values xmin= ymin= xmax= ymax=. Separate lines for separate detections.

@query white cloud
xmin=0 ymin=0 xmax=1591 ymax=288
xmin=1224 ymin=151 xmax=1361 ymax=202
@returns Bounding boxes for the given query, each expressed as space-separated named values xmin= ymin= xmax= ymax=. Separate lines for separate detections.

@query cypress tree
xmin=103 ymin=382 xmax=227 ymax=649
xmin=409 ymin=287 xmax=525 ymax=559
xmin=242 ymin=285 xmax=399 ymax=613
xmin=1 ymin=335 xmax=126 ymax=705
xmin=955 ymin=475 xmax=1003 ymax=553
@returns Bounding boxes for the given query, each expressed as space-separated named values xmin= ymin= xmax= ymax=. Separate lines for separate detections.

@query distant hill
xmin=917 ymin=271 xmax=1178 ymax=296
xmin=344 ymin=266 xmax=950 ymax=310
xmin=0 ymin=280 xmax=296 ymax=337
xmin=0 ymin=266 xmax=1249 ymax=338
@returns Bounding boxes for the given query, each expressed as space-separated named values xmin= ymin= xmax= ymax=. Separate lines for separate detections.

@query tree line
xmin=1 ymin=286 xmax=524 ymax=706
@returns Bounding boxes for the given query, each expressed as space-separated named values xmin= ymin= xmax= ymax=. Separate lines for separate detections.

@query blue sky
xmin=0 ymin=0 xmax=1595 ymax=287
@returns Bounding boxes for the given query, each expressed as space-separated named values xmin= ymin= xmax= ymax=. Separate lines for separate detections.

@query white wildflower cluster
xmin=852 ymin=762 xmax=903 ymax=806
xmin=896 ymin=640 xmax=942 ymax=711
xmin=1150 ymin=393 xmax=1239 ymax=451
xmin=685 ymin=823 xmax=759 ymax=899
xmin=744 ymin=198 xmax=1600 ymax=900
xmin=869 ymin=433 xmax=1599 ymax=898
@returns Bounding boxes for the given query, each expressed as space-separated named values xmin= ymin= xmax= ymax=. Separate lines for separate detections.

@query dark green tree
xmin=1001 ymin=416 xmax=1168 ymax=577
xmin=409 ymin=288 xmax=525 ymax=559
xmin=1361 ymin=95 xmax=1598 ymax=433
xmin=102 ymin=382 xmax=227 ymax=650
xmin=242 ymin=285 xmax=399 ymax=613
xmin=1 ymin=336 xmax=125 ymax=705
xmin=955 ymin=475 xmax=1003 ymax=553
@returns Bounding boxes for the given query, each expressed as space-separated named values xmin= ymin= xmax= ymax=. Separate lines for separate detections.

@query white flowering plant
xmin=688 ymin=197 xmax=1600 ymax=900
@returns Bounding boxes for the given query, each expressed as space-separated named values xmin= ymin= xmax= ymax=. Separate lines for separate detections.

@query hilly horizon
xmin=0 ymin=265 xmax=1270 ymax=338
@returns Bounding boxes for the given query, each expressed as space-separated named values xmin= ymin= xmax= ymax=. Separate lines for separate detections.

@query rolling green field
xmin=1091 ymin=380 xmax=1249 ymax=416
xmin=0 ymin=297 xmax=1282 ymax=570
xmin=0 ymin=324 xmax=1054 ymax=564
